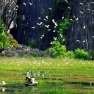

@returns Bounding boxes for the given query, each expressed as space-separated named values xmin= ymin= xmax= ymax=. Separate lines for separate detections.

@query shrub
xmin=49 ymin=41 xmax=66 ymax=57
xmin=66 ymin=51 xmax=75 ymax=58
xmin=75 ymin=48 xmax=90 ymax=60
xmin=10 ymin=39 xmax=19 ymax=48
xmin=0 ymin=19 xmax=10 ymax=48
xmin=0 ymin=33 xmax=10 ymax=48
xmin=0 ymin=42 xmax=3 ymax=48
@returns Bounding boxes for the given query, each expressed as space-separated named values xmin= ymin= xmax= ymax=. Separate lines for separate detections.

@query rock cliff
xmin=1 ymin=0 xmax=94 ymax=51
xmin=66 ymin=0 xmax=94 ymax=51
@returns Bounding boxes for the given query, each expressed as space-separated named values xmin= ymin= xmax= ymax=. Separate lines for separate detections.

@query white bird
xmin=16 ymin=5 xmax=19 ymax=8
xmin=79 ymin=3 xmax=83 ymax=5
xmin=53 ymin=37 xmax=57 ymax=40
xmin=38 ymin=17 xmax=41 ymax=19
xmin=76 ymin=17 xmax=78 ymax=21
xmin=92 ymin=36 xmax=94 ymax=38
xmin=60 ymin=34 xmax=63 ymax=37
xmin=50 ymin=42 xmax=52 ymax=44
xmin=52 ymin=19 xmax=55 ymax=23
xmin=31 ymin=26 xmax=36 ymax=29
xmin=52 ymin=19 xmax=58 ymax=27
xmin=62 ymin=16 xmax=64 ymax=20
xmin=46 ymin=16 xmax=48 ymax=19
xmin=68 ymin=7 xmax=71 ymax=9
xmin=76 ymin=40 xmax=80 ymax=42
xmin=23 ymin=3 xmax=26 ymax=6
xmin=70 ymin=19 xmax=73 ymax=21
xmin=29 ymin=2 xmax=33 ymax=5
xmin=48 ymin=8 xmax=52 ymax=10
xmin=83 ymin=40 xmax=85 ymax=42
xmin=83 ymin=25 xmax=86 ymax=29
xmin=79 ymin=11 xmax=83 ymax=14
xmin=41 ymin=34 xmax=44 ymax=37
xmin=37 ymin=22 xmax=43 ymax=25
xmin=9 ymin=21 xmax=14 ymax=30
xmin=44 ymin=19 xmax=47 ymax=22
xmin=44 ymin=25 xmax=50 ymax=28
xmin=87 ymin=8 xmax=90 ymax=11
xmin=65 ymin=0 xmax=68 ymax=3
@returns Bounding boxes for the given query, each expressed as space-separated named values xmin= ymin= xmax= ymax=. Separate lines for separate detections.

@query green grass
xmin=0 ymin=56 xmax=94 ymax=94
xmin=0 ymin=56 xmax=94 ymax=73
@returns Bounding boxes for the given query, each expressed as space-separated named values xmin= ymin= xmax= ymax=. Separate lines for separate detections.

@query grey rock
xmin=66 ymin=0 xmax=94 ymax=51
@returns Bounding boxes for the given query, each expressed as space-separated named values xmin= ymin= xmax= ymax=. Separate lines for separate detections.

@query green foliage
xmin=75 ymin=48 xmax=90 ymax=60
xmin=49 ymin=40 xmax=90 ymax=60
xmin=49 ymin=41 xmax=66 ymax=57
xmin=57 ymin=18 xmax=70 ymax=44
xmin=66 ymin=51 xmax=75 ymax=58
xmin=0 ymin=19 xmax=10 ymax=48
xmin=0 ymin=42 xmax=3 ymax=48
xmin=10 ymin=39 xmax=19 ymax=48
xmin=0 ymin=33 xmax=10 ymax=48
xmin=31 ymin=52 xmax=41 ymax=57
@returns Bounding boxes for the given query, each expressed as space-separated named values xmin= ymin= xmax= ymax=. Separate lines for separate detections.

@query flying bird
xmin=53 ymin=37 xmax=57 ymax=40
xmin=68 ymin=7 xmax=71 ymax=9
xmin=44 ymin=25 xmax=50 ymax=28
xmin=37 ymin=22 xmax=43 ymax=25
xmin=75 ymin=17 xmax=78 ymax=20
xmin=79 ymin=3 xmax=83 ymax=5
xmin=38 ymin=17 xmax=41 ymax=19
xmin=31 ymin=26 xmax=36 ymax=29
xmin=52 ymin=19 xmax=58 ymax=27
xmin=65 ymin=0 xmax=68 ymax=3
xmin=46 ymin=16 xmax=48 ymax=19
xmin=29 ymin=2 xmax=33 ymax=5
xmin=23 ymin=3 xmax=26 ymax=6
xmin=79 ymin=11 xmax=83 ymax=14
xmin=48 ymin=8 xmax=52 ymax=10
xmin=62 ymin=16 xmax=64 ymax=20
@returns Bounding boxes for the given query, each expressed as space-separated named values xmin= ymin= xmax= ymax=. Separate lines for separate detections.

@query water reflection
xmin=0 ymin=87 xmax=6 ymax=92
xmin=67 ymin=81 xmax=94 ymax=87
xmin=30 ymin=70 xmax=50 ymax=77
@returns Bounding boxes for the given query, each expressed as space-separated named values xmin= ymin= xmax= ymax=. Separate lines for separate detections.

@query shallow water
xmin=1 ymin=70 xmax=94 ymax=94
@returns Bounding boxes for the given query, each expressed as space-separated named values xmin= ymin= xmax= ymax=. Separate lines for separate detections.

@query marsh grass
xmin=0 ymin=57 xmax=94 ymax=93
xmin=45 ymin=88 xmax=75 ymax=94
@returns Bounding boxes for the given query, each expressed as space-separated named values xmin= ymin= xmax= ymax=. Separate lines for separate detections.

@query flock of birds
xmin=2 ymin=0 xmax=94 ymax=42
xmin=20 ymin=0 xmax=70 ymax=40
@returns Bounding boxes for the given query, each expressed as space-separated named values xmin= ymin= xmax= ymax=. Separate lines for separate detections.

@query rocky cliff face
xmin=1 ymin=0 xmax=94 ymax=51
xmin=0 ymin=0 xmax=18 ymax=41
xmin=17 ymin=0 xmax=54 ymax=49
xmin=66 ymin=0 xmax=94 ymax=51
xmin=0 ymin=0 xmax=17 ymax=30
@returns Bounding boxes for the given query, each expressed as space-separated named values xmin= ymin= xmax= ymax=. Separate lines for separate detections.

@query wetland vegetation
xmin=0 ymin=57 xmax=94 ymax=94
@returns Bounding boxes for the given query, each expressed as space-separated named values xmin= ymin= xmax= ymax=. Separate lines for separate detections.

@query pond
xmin=1 ymin=70 xmax=94 ymax=94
